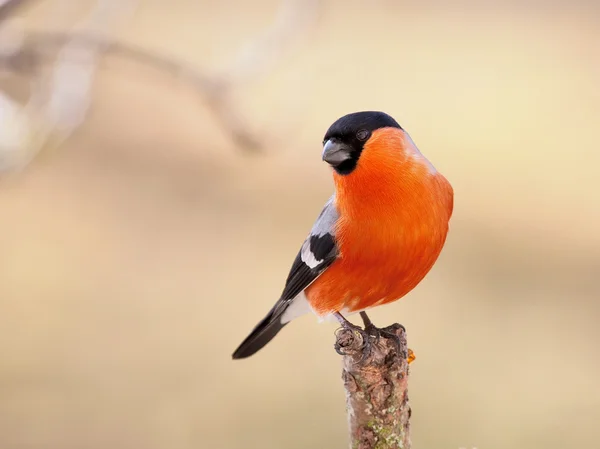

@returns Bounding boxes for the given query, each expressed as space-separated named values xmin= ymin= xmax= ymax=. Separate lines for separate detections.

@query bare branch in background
xmin=0 ymin=0 xmax=138 ymax=171
xmin=335 ymin=324 xmax=412 ymax=449
xmin=222 ymin=0 xmax=320 ymax=85
xmin=214 ymin=0 xmax=320 ymax=149
xmin=0 ymin=0 xmax=321 ymax=172
xmin=40 ymin=0 xmax=138 ymax=135
xmin=0 ymin=0 xmax=31 ymax=21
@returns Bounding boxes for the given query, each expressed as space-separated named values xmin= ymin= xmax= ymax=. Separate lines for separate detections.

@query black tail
xmin=232 ymin=304 xmax=289 ymax=359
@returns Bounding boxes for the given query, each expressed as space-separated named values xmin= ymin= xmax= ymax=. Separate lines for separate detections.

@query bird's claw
xmin=335 ymin=313 xmax=412 ymax=363
xmin=362 ymin=322 xmax=412 ymax=362
xmin=335 ymin=321 xmax=373 ymax=361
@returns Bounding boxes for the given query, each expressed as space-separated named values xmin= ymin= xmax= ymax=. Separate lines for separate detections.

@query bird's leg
xmin=359 ymin=311 xmax=382 ymax=345
xmin=359 ymin=311 xmax=375 ymax=331
xmin=378 ymin=323 xmax=408 ymax=360
xmin=359 ymin=314 xmax=411 ymax=362
xmin=336 ymin=312 xmax=414 ymax=363
xmin=334 ymin=312 xmax=373 ymax=358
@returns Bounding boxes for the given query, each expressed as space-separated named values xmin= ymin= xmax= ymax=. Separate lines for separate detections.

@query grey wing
xmin=230 ymin=196 xmax=339 ymax=359
xmin=279 ymin=195 xmax=339 ymax=301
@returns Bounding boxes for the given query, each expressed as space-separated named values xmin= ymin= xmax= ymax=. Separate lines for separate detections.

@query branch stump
xmin=335 ymin=324 xmax=412 ymax=449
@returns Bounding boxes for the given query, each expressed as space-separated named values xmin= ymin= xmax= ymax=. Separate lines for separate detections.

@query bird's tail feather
xmin=232 ymin=302 xmax=289 ymax=359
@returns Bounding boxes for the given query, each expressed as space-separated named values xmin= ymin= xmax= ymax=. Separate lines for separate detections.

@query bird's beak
xmin=322 ymin=139 xmax=352 ymax=167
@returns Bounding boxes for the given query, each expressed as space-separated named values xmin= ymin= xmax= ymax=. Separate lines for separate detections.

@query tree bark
xmin=335 ymin=324 xmax=412 ymax=449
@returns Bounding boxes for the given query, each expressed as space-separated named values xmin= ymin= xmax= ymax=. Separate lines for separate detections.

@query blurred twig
xmin=3 ymin=31 xmax=260 ymax=150
xmin=335 ymin=324 xmax=412 ymax=449
xmin=222 ymin=0 xmax=320 ymax=85
xmin=0 ymin=0 xmax=137 ymax=171
xmin=40 ymin=0 xmax=139 ymax=142
xmin=0 ymin=0 xmax=30 ymax=21
xmin=0 ymin=0 xmax=321 ymax=172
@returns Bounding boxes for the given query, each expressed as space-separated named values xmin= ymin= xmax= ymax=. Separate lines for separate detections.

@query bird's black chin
xmin=332 ymin=159 xmax=357 ymax=175
xmin=322 ymin=138 xmax=357 ymax=174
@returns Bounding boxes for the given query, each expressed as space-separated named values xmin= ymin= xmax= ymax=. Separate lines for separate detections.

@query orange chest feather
xmin=306 ymin=177 xmax=451 ymax=314
xmin=333 ymin=133 xmax=452 ymax=267
xmin=305 ymin=129 xmax=453 ymax=315
xmin=334 ymin=171 xmax=451 ymax=287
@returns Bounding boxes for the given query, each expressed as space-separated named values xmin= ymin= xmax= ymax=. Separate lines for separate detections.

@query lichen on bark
xmin=335 ymin=324 xmax=411 ymax=449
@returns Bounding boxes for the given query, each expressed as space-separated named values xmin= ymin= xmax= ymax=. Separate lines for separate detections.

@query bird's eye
xmin=356 ymin=129 xmax=370 ymax=141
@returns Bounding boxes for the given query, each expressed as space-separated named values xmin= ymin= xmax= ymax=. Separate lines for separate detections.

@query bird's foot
xmin=335 ymin=313 xmax=414 ymax=363
xmin=360 ymin=313 xmax=412 ymax=362
xmin=364 ymin=323 xmax=407 ymax=360
xmin=334 ymin=313 xmax=374 ymax=360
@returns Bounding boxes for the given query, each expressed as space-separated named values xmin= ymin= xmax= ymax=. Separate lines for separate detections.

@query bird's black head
xmin=321 ymin=111 xmax=402 ymax=175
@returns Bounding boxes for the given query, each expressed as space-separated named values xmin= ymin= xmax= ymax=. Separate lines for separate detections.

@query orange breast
xmin=305 ymin=128 xmax=453 ymax=316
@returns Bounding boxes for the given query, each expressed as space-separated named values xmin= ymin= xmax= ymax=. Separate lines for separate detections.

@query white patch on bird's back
xmin=299 ymin=195 xmax=338 ymax=269
xmin=319 ymin=306 xmax=363 ymax=323
xmin=318 ymin=313 xmax=339 ymax=323
xmin=403 ymin=131 xmax=437 ymax=174
xmin=300 ymin=239 xmax=322 ymax=269
xmin=281 ymin=292 xmax=370 ymax=325
xmin=281 ymin=292 xmax=314 ymax=323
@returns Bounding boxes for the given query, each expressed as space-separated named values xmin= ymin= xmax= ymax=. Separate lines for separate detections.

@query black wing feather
xmin=232 ymin=197 xmax=339 ymax=359
xmin=280 ymin=234 xmax=337 ymax=300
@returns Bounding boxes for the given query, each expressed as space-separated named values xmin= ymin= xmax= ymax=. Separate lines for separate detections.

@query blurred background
xmin=0 ymin=0 xmax=599 ymax=448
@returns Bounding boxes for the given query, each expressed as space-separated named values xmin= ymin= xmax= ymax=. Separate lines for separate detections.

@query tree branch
xmin=0 ymin=0 xmax=138 ymax=172
xmin=0 ymin=0 xmax=321 ymax=172
xmin=0 ymin=0 xmax=31 ymax=21
xmin=335 ymin=324 xmax=412 ymax=449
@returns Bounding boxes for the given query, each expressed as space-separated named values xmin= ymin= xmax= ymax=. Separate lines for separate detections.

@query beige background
xmin=1 ymin=1 xmax=599 ymax=448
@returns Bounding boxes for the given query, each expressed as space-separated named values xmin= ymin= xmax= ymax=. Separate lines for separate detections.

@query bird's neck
xmin=333 ymin=157 xmax=436 ymax=219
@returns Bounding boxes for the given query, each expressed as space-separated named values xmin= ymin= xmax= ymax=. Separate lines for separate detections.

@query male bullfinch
xmin=232 ymin=111 xmax=453 ymax=359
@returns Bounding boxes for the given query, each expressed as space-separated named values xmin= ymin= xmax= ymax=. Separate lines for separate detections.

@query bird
xmin=232 ymin=111 xmax=453 ymax=359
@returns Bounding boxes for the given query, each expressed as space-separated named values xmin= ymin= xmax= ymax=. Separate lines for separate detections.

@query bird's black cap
xmin=322 ymin=111 xmax=402 ymax=175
